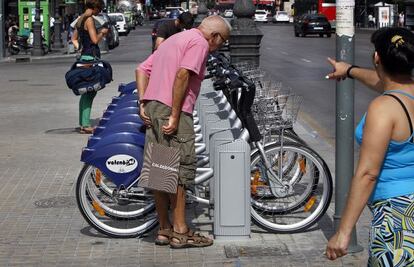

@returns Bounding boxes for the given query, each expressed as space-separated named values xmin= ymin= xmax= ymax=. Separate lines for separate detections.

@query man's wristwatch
xmin=346 ymin=65 xmax=359 ymax=79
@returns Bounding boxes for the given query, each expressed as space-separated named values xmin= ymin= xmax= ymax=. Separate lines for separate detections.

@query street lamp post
xmin=32 ymin=0 xmax=44 ymax=56
xmin=53 ymin=0 xmax=64 ymax=49
xmin=334 ymin=0 xmax=363 ymax=254
xmin=364 ymin=0 xmax=368 ymax=28
xmin=195 ymin=0 xmax=208 ymax=26
xmin=229 ymin=0 xmax=263 ymax=66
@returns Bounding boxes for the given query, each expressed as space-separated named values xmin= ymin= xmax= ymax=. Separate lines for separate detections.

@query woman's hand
xmin=326 ymin=57 xmax=351 ymax=81
xmin=139 ymin=103 xmax=152 ymax=127
xmin=326 ymin=231 xmax=351 ymax=260
xmin=100 ymin=28 xmax=108 ymax=36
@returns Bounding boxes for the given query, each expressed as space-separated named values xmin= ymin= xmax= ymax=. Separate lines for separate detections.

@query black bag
xmin=65 ymin=60 xmax=112 ymax=95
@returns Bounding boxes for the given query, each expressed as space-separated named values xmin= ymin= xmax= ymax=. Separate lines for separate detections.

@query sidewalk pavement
xmin=0 ymin=30 xmax=372 ymax=267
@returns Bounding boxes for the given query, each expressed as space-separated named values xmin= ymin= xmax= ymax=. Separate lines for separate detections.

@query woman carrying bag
xmin=71 ymin=0 xmax=108 ymax=134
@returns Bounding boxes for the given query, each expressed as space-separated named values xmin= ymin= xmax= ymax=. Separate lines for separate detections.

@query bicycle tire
xmin=250 ymin=142 xmax=333 ymax=233
xmin=76 ymin=164 xmax=158 ymax=238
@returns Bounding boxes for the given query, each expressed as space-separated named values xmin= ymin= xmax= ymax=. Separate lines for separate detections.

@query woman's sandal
xmin=79 ymin=126 xmax=95 ymax=134
xmin=170 ymin=229 xmax=213 ymax=249
xmin=155 ymin=228 xmax=172 ymax=246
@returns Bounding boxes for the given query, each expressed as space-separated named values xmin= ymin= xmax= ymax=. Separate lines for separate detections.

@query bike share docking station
xmin=196 ymin=79 xmax=251 ymax=240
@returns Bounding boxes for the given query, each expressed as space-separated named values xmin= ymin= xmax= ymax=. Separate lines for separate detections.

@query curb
xmin=0 ymin=50 xmax=111 ymax=63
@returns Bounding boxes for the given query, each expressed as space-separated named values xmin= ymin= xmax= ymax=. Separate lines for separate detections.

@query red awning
xmin=252 ymin=0 xmax=275 ymax=5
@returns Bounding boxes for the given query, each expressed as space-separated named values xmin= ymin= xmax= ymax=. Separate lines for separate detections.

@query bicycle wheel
xmin=76 ymin=164 xmax=158 ymax=237
xmin=262 ymin=128 xmax=305 ymax=145
xmin=250 ymin=142 xmax=333 ymax=233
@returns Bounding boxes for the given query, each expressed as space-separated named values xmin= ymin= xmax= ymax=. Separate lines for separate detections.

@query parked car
xmin=149 ymin=9 xmax=161 ymax=20
xmin=254 ymin=10 xmax=269 ymax=23
xmin=294 ymin=14 xmax=332 ymax=37
xmin=165 ymin=6 xmax=186 ymax=17
xmin=168 ymin=9 xmax=181 ymax=19
xmin=97 ymin=12 xmax=119 ymax=49
xmin=273 ymin=11 xmax=290 ymax=23
xmin=108 ymin=13 xmax=130 ymax=35
xmin=223 ymin=9 xmax=233 ymax=18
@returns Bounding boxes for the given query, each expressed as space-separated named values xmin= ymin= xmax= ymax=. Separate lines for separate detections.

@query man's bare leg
xmin=170 ymin=185 xmax=188 ymax=233
xmin=154 ymin=191 xmax=172 ymax=241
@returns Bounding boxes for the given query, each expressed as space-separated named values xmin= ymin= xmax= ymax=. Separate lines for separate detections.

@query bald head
xmin=198 ymin=15 xmax=232 ymax=52
xmin=200 ymin=16 xmax=231 ymax=36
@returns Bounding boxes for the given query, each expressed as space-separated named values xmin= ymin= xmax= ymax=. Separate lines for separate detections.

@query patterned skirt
xmin=368 ymin=194 xmax=414 ymax=267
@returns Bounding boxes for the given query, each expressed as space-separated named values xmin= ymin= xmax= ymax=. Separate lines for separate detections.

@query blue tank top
xmin=355 ymin=90 xmax=414 ymax=203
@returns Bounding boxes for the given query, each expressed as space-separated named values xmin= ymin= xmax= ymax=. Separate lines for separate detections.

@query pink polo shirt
xmin=138 ymin=28 xmax=209 ymax=114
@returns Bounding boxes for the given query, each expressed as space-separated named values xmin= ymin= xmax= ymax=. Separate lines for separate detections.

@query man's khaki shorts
xmin=143 ymin=101 xmax=196 ymax=187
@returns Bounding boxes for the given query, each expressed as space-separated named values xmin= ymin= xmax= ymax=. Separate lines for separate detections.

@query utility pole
xmin=0 ymin=0 xmax=4 ymax=59
xmin=364 ymin=0 xmax=368 ymax=27
xmin=32 ymin=0 xmax=44 ymax=56
xmin=334 ymin=0 xmax=363 ymax=254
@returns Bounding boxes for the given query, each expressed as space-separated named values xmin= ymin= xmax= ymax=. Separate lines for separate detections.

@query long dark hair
xmin=371 ymin=27 xmax=414 ymax=76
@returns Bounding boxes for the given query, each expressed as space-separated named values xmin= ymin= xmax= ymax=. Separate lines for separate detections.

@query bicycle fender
xmin=98 ymin=113 xmax=143 ymax=127
xmin=102 ymin=107 xmax=139 ymax=119
xmin=94 ymin=121 xmax=145 ymax=136
xmin=81 ymin=143 xmax=144 ymax=188
xmin=118 ymin=81 xmax=137 ymax=95
xmin=86 ymin=131 xmax=145 ymax=149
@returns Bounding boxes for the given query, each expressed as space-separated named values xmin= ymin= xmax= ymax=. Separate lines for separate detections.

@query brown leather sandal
xmin=170 ymin=229 xmax=213 ymax=249
xmin=79 ymin=126 xmax=95 ymax=134
xmin=155 ymin=228 xmax=172 ymax=246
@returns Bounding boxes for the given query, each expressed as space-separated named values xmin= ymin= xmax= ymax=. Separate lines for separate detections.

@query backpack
xmin=65 ymin=60 xmax=112 ymax=96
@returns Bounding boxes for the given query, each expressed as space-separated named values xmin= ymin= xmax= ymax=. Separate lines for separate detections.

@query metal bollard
xmin=214 ymin=139 xmax=251 ymax=239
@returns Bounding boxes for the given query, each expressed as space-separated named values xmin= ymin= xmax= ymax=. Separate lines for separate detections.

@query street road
xmin=257 ymin=24 xmax=379 ymax=143
xmin=0 ymin=23 xmax=381 ymax=144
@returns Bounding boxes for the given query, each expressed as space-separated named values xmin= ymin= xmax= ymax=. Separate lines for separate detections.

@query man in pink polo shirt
xmin=136 ymin=15 xmax=231 ymax=248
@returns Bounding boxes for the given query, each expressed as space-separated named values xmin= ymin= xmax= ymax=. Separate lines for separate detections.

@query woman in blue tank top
xmin=325 ymin=27 xmax=414 ymax=266
xmin=71 ymin=0 xmax=108 ymax=134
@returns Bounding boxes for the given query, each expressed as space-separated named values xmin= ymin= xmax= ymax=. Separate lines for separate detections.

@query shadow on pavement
xmin=45 ymin=127 xmax=80 ymax=134
xmin=80 ymin=226 xmax=115 ymax=239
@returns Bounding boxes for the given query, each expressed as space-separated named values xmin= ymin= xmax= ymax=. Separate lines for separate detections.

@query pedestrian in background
xmin=325 ymin=27 xmax=414 ymax=265
xmin=71 ymin=0 xmax=108 ymax=134
xmin=399 ymin=11 xmax=405 ymax=27
xmin=152 ymin=12 xmax=194 ymax=52
xmin=50 ymin=16 xmax=55 ymax=44
xmin=136 ymin=15 xmax=231 ymax=248
xmin=368 ymin=14 xmax=375 ymax=28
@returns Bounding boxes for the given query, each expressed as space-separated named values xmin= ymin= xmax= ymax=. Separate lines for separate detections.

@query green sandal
xmin=170 ymin=229 xmax=213 ymax=249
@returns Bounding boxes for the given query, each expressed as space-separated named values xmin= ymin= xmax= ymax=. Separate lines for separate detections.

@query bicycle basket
xmin=252 ymin=94 xmax=303 ymax=130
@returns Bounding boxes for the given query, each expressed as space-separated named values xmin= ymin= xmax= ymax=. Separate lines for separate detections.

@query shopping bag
xmin=138 ymin=142 xmax=180 ymax=194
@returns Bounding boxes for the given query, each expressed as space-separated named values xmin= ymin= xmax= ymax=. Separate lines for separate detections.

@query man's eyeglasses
xmin=217 ymin=32 xmax=226 ymax=43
